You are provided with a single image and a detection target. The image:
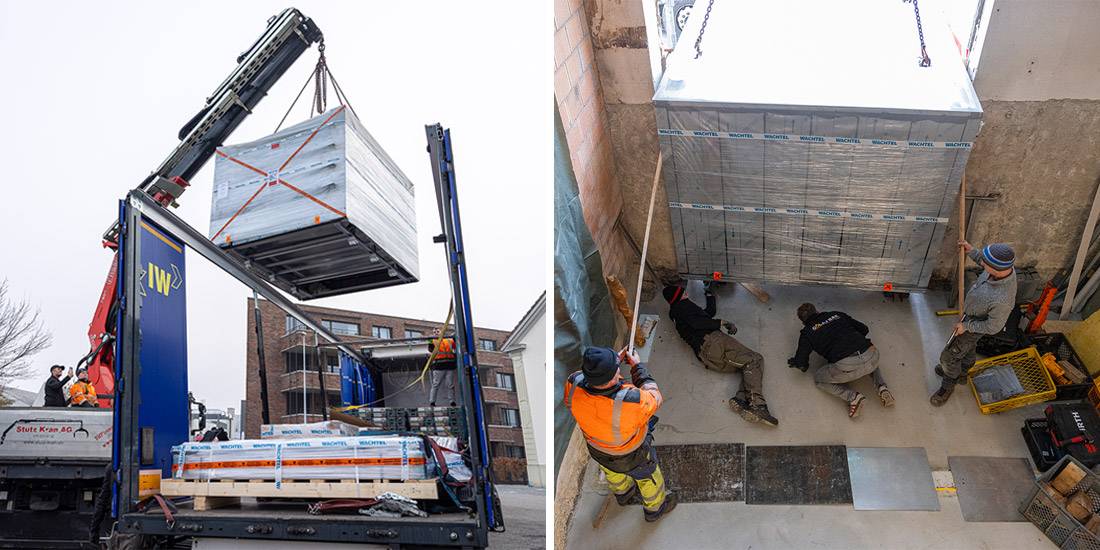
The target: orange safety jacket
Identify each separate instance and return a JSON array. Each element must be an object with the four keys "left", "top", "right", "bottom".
[
  {"left": 430, "top": 338, "right": 457, "bottom": 370},
  {"left": 70, "top": 381, "right": 99, "bottom": 407},
  {"left": 563, "top": 371, "right": 659, "bottom": 456}
]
